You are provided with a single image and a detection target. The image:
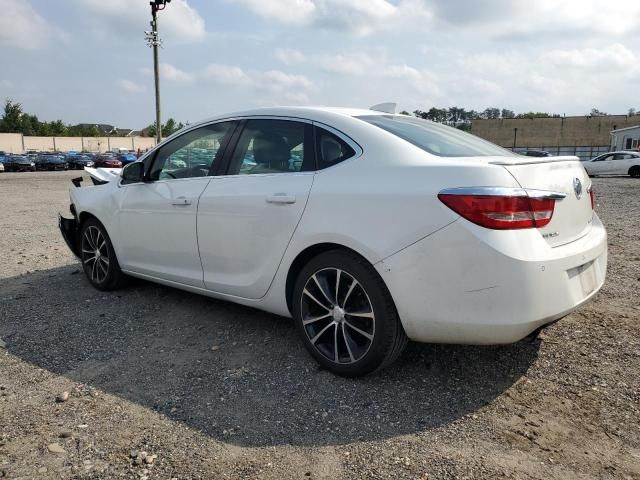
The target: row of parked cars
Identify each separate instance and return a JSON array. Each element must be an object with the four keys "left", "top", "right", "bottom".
[{"left": 0, "top": 150, "right": 139, "bottom": 172}]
